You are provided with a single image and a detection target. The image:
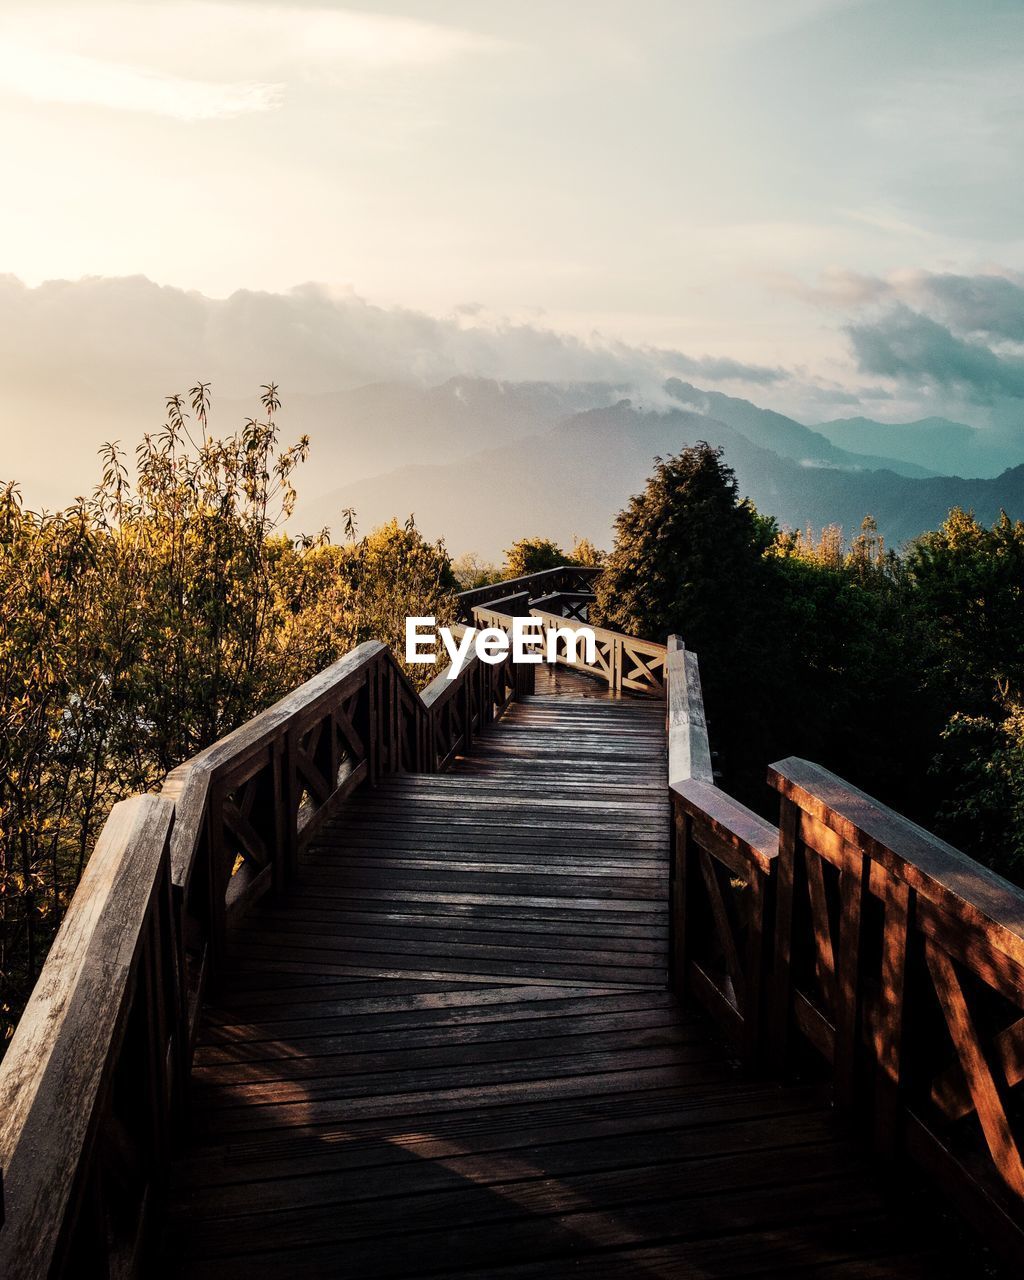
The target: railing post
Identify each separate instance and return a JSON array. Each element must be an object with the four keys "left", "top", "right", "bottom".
[
  {"left": 834, "top": 846, "right": 870, "bottom": 1110},
  {"left": 769, "top": 794, "right": 798, "bottom": 1074},
  {"left": 669, "top": 800, "right": 689, "bottom": 994},
  {"left": 283, "top": 726, "right": 300, "bottom": 878},
  {"left": 873, "top": 873, "right": 912, "bottom": 1156}
]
